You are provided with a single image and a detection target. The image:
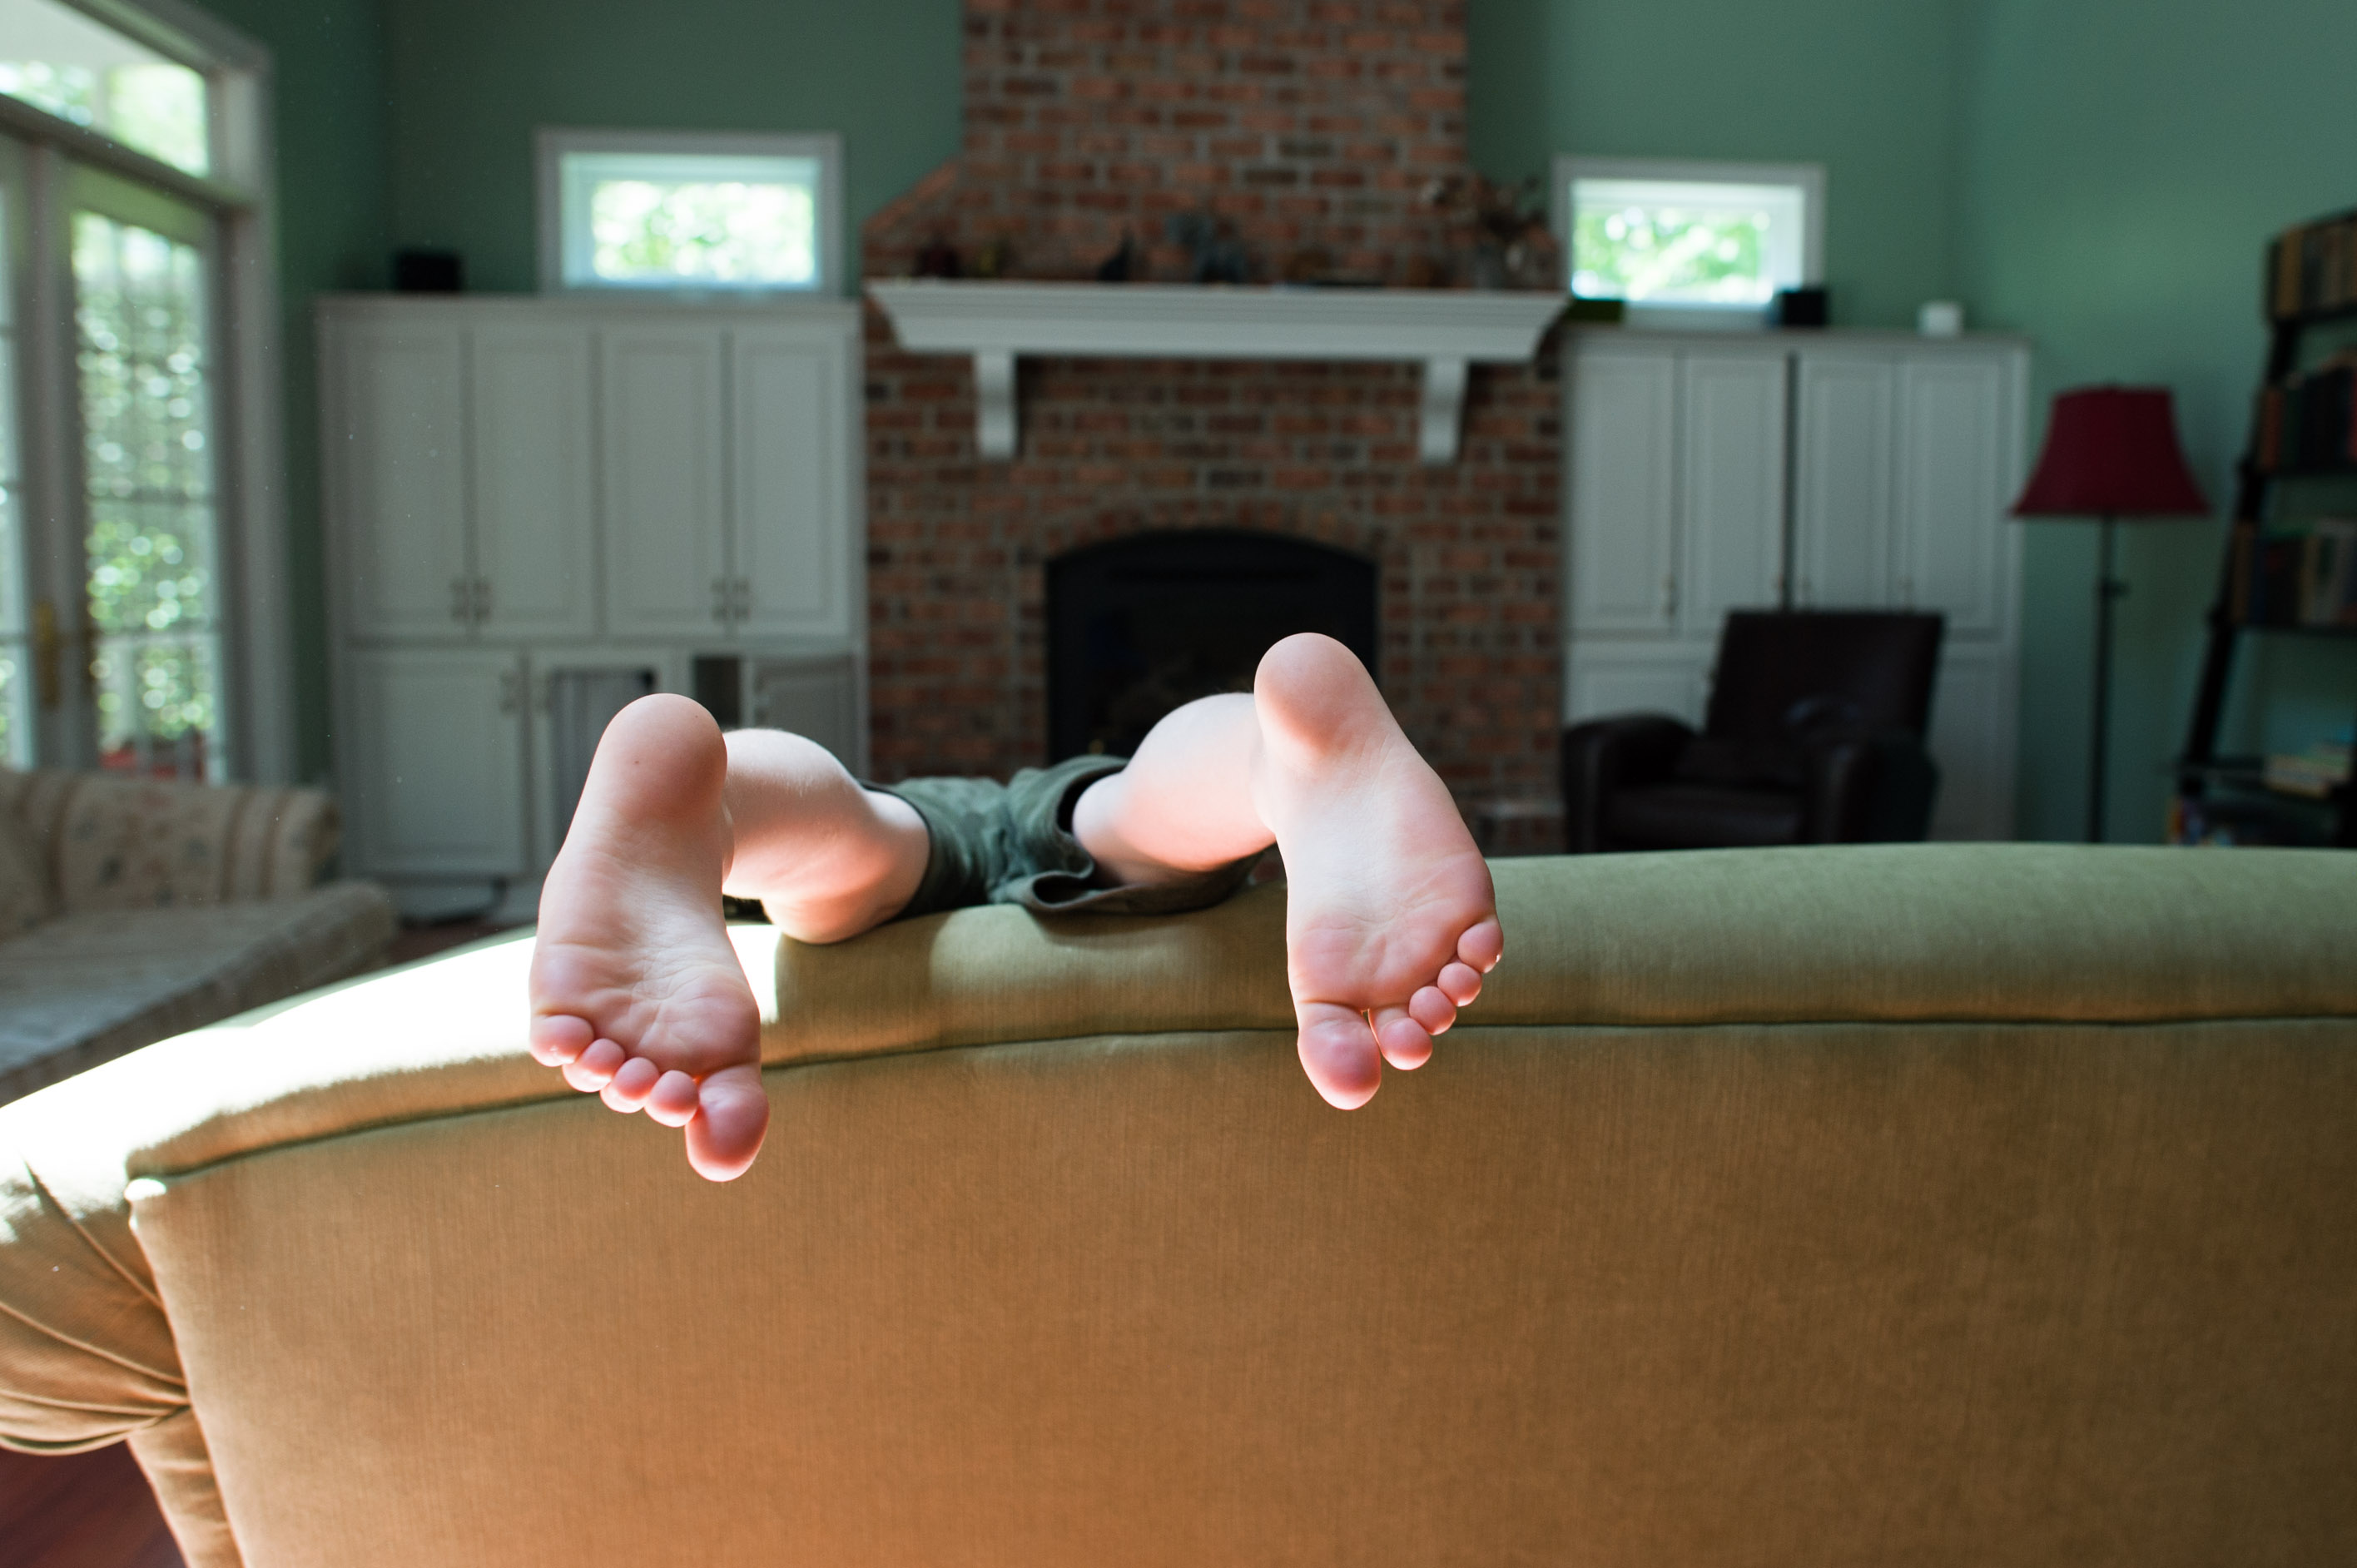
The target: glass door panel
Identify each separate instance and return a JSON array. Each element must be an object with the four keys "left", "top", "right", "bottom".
[
  {"left": 68, "top": 166, "right": 219, "bottom": 778},
  {"left": 0, "top": 137, "right": 26, "bottom": 766}
]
